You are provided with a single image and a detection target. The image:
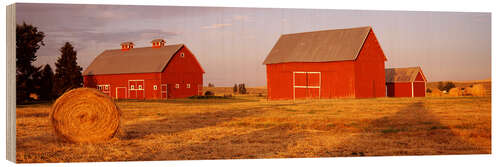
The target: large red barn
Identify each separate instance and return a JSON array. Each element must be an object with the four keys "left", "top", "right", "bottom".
[
  {"left": 385, "top": 67, "right": 427, "bottom": 97},
  {"left": 263, "top": 26, "right": 387, "bottom": 100},
  {"left": 83, "top": 39, "right": 204, "bottom": 99}
]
